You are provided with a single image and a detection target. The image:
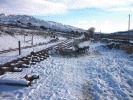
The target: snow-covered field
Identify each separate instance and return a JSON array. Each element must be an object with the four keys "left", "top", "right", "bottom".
[
  {"left": 0, "top": 38, "right": 68, "bottom": 65},
  {"left": 0, "top": 33, "right": 56, "bottom": 51},
  {"left": 0, "top": 41, "right": 133, "bottom": 100}
]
